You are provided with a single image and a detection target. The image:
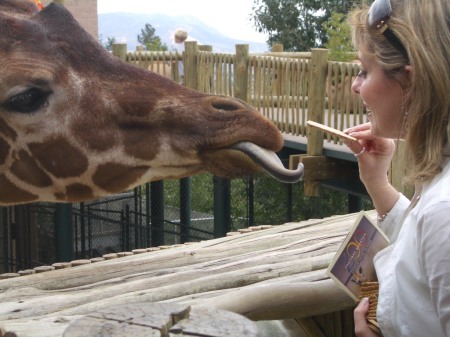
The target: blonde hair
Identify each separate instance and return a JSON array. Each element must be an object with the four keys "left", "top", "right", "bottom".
[
  {"left": 174, "top": 29, "right": 188, "bottom": 43},
  {"left": 349, "top": 0, "right": 450, "bottom": 183}
]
